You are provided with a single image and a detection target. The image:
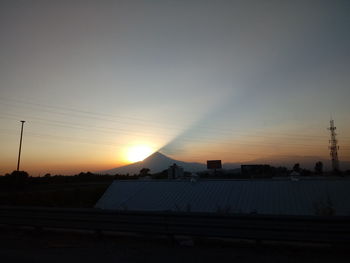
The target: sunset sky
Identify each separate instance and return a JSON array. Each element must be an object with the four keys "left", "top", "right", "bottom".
[{"left": 1, "top": 0, "right": 349, "bottom": 175}]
